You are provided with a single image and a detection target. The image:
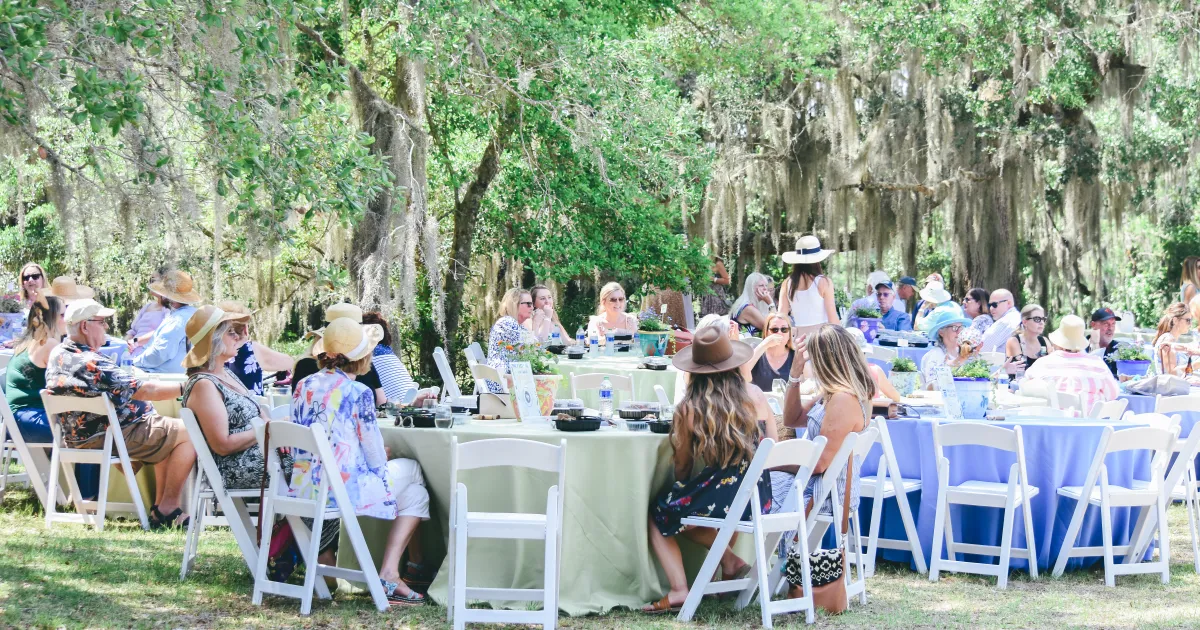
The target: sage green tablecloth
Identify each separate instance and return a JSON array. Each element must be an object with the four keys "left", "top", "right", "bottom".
[
  {"left": 336, "top": 421, "right": 747, "bottom": 616},
  {"left": 553, "top": 355, "right": 680, "bottom": 408}
]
